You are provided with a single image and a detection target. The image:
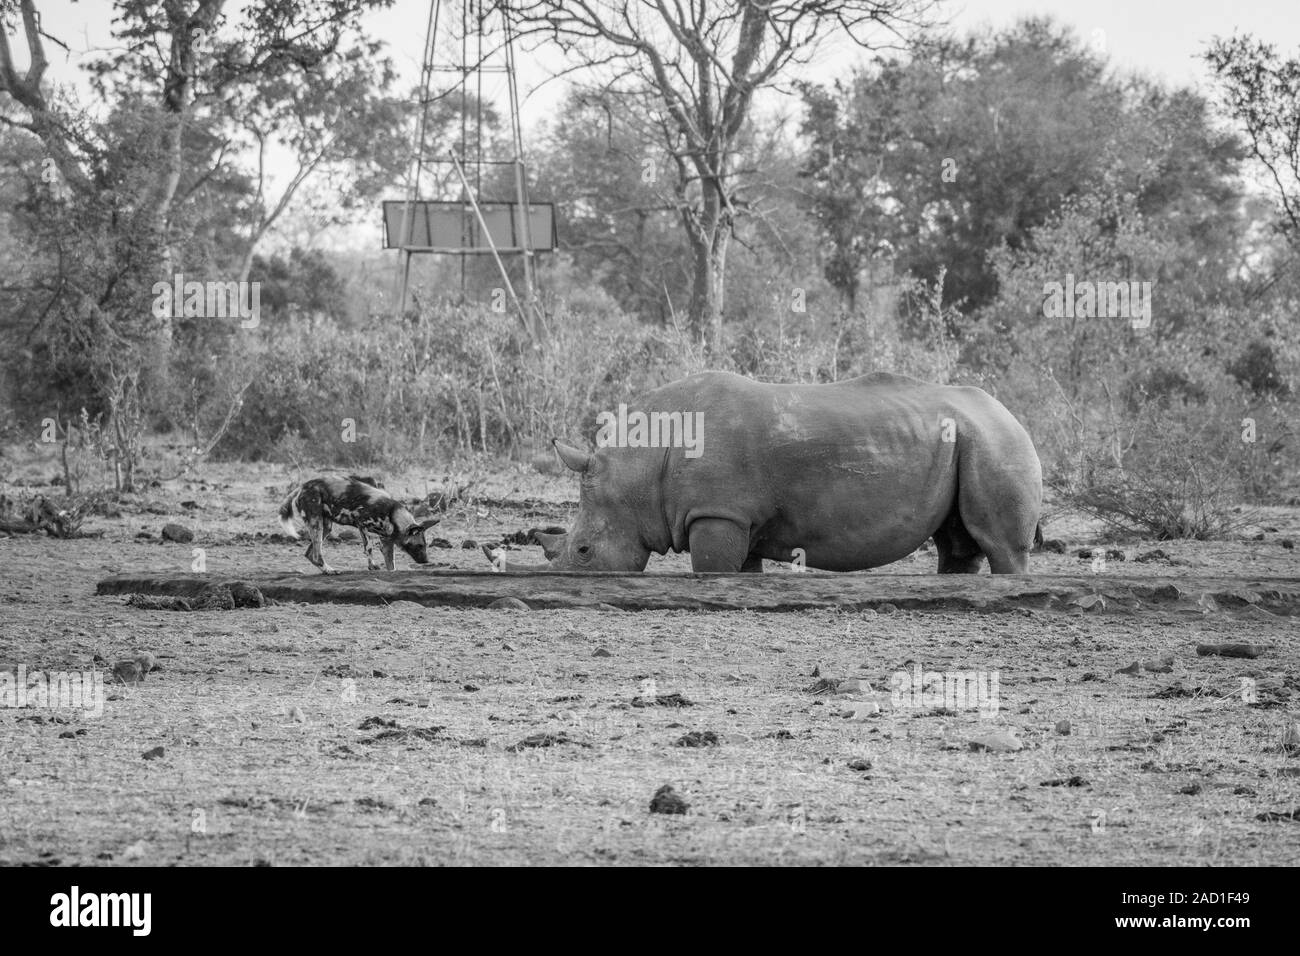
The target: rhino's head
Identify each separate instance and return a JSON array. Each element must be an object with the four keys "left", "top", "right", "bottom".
[{"left": 488, "top": 439, "right": 652, "bottom": 572}]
